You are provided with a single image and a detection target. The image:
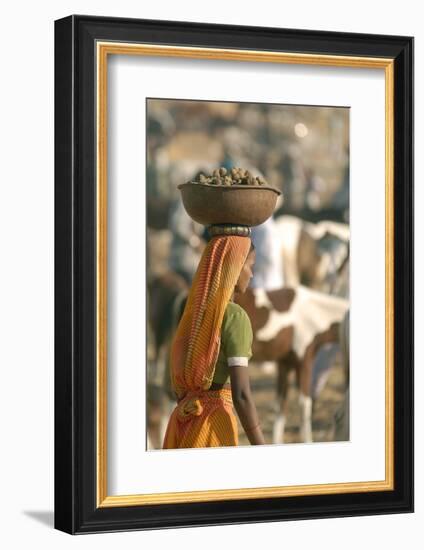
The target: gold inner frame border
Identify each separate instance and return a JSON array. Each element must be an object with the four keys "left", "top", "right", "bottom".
[{"left": 96, "top": 42, "right": 394, "bottom": 508}]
